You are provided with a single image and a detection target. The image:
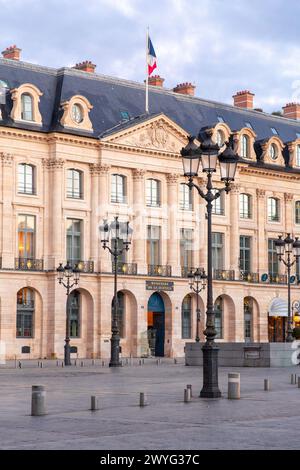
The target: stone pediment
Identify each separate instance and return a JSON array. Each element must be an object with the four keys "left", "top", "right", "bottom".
[{"left": 101, "top": 114, "right": 189, "bottom": 154}]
